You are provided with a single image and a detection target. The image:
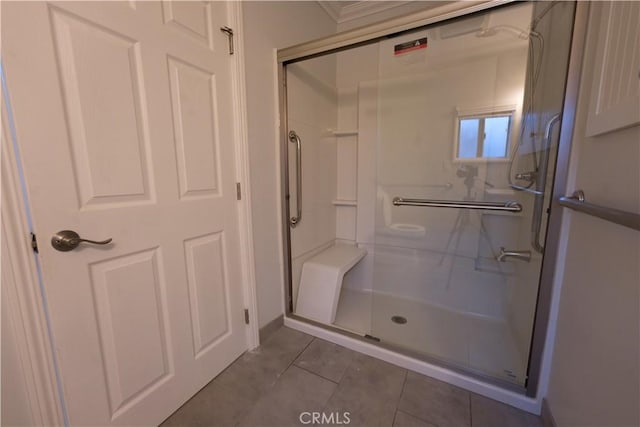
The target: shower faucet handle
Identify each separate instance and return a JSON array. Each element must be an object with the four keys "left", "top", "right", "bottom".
[
  {"left": 497, "top": 247, "right": 531, "bottom": 263},
  {"left": 515, "top": 171, "right": 537, "bottom": 182}
]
